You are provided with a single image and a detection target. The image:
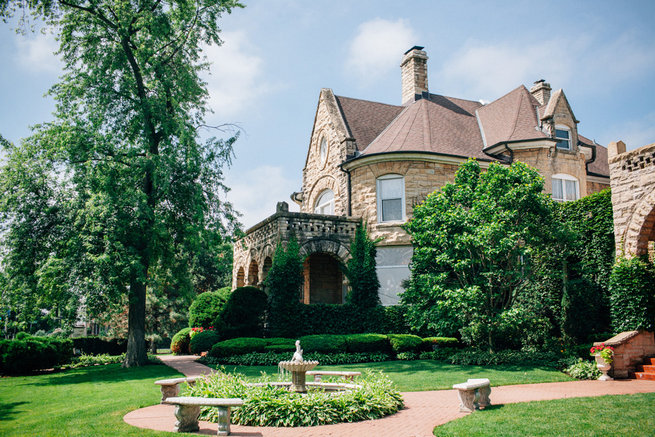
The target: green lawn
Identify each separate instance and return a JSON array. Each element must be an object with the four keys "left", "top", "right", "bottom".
[
  {"left": 217, "top": 360, "right": 574, "bottom": 391},
  {"left": 0, "top": 363, "right": 181, "bottom": 437},
  {"left": 433, "top": 392, "right": 655, "bottom": 436}
]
